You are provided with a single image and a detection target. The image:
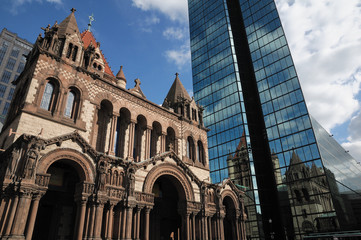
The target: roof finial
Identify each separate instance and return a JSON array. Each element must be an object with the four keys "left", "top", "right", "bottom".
[
  {"left": 70, "top": 8, "right": 76, "bottom": 13},
  {"left": 88, "top": 13, "right": 95, "bottom": 32},
  {"left": 175, "top": 72, "right": 179, "bottom": 78}
]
